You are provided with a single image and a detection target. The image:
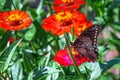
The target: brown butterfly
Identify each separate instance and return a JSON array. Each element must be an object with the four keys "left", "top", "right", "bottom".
[{"left": 71, "top": 25, "right": 101, "bottom": 62}]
